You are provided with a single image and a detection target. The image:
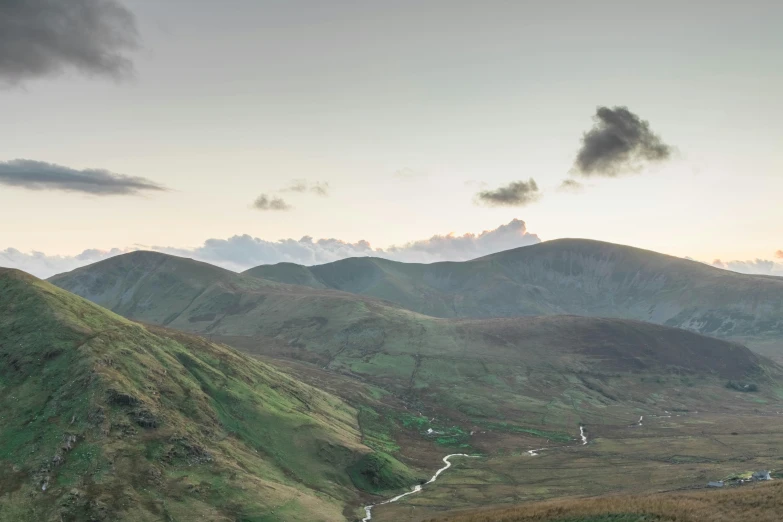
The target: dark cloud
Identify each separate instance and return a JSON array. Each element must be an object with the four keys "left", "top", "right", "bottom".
[
  {"left": 0, "top": 159, "right": 167, "bottom": 195},
  {"left": 282, "top": 179, "right": 330, "bottom": 196},
  {"left": 558, "top": 179, "right": 585, "bottom": 193},
  {"left": 253, "top": 194, "right": 292, "bottom": 211},
  {"left": 3, "top": 219, "right": 542, "bottom": 276},
  {"left": 0, "top": 0, "right": 139, "bottom": 85},
  {"left": 476, "top": 179, "right": 541, "bottom": 207},
  {"left": 573, "top": 106, "right": 672, "bottom": 177}
]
